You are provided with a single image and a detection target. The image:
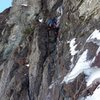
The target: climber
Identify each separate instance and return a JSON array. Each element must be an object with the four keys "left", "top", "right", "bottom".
[
  {"left": 47, "top": 17, "right": 57, "bottom": 28},
  {"left": 47, "top": 17, "right": 59, "bottom": 35}
]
